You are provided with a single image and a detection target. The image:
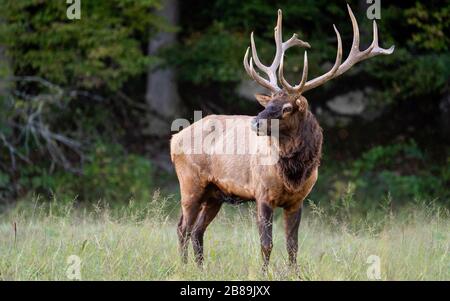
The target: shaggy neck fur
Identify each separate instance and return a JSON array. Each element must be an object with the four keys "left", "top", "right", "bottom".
[{"left": 277, "top": 110, "right": 323, "bottom": 192}]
